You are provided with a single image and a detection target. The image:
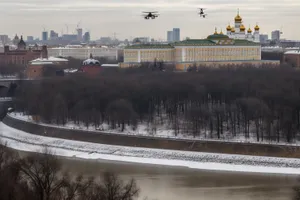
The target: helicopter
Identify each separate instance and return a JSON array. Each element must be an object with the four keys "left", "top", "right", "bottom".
[
  {"left": 142, "top": 11, "right": 159, "bottom": 19},
  {"left": 198, "top": 8, "right": 207, "bottom": 18}
]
